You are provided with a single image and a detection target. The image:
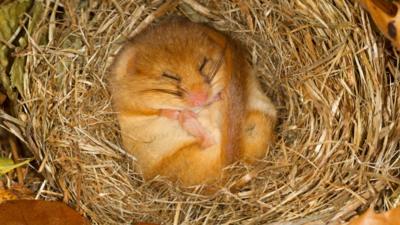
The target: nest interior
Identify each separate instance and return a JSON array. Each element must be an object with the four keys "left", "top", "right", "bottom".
[{"left": 7, "top": 0, "right": 400, "bottom": 224}]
